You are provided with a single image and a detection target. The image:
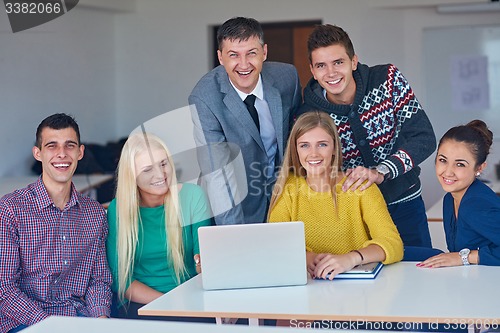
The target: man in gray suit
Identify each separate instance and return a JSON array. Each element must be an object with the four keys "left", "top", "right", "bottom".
[{"left": 189, "top": 17, "right": 302, "bottom": 225}]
